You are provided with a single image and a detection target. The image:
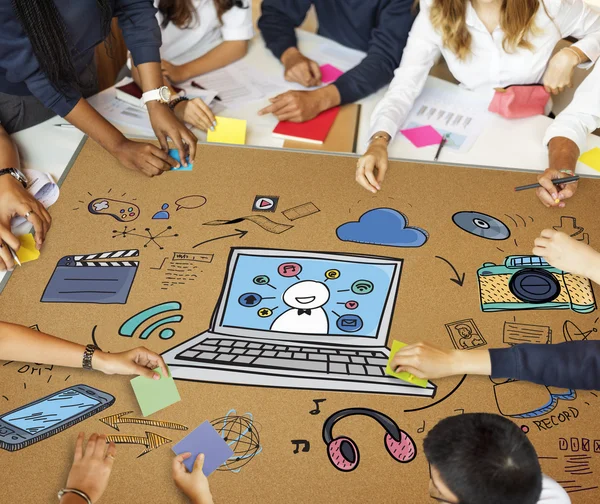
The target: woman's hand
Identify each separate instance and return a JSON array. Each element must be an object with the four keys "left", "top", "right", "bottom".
[
  {"left": 173, "top": 453, "right": 214, "bottom": 504},
  {"left": 355, "top": 136, "right": 390, "bottom": 193},
  {"left": 111, "top": 139, "right": 178, "bottom": 177},
  {"left": 536, "top": 168, "right": 578, "bottom": 208},
  {"left": 93, "top": 347, "right": 169, "bottom": 380},
  {"left": 162, "top": 60, "right": 190, "bottom": 84},
  {"left": 62, "top": 433, "right": 116, "bottom": 503},
  {"left": 543, "top": 48, "right": 580, "bottom": 95},
  {"left": 174, "top": 99, "right": 216, "bottom": 132},
  {"left": 147, "top": 102, "right": 197, "bottom": 167}
]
